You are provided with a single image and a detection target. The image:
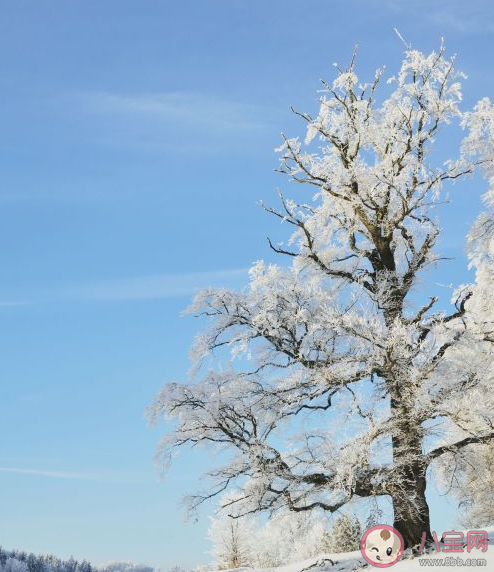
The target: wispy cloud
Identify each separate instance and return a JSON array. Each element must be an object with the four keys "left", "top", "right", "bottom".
[
  {"left": 0, "top": 467, "right": 103, "bottom": 481},
  {"left": 57, "top": 90, "right": 278, "bottom": 156},
  {"left": 387, "top": 0, "right": 494, "bottom": 35},
  {"left": 0, "top": 466, "right": 148, "bottom": 484},
  {"left": 64, "top": 268, "right": 248, "bottom": 302},
  {"left": 0, "top": 268, "right": 249, "bottom": 306},
  {"left": 76, "top": 90, "right": 272, "bottom": 134},
  {"left": 427, "top": 9, "right": 494, "bottom": 35}
]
